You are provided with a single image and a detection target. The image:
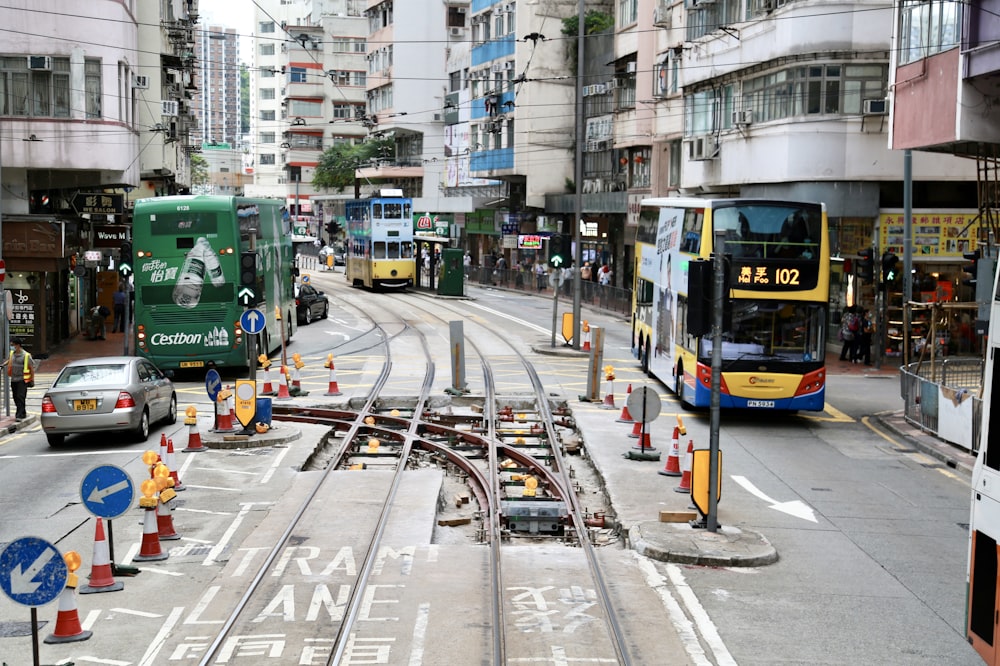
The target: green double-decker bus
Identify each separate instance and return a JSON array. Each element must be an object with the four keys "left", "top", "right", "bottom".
[{"left": 131, "top": 195, "right": 296, "bottom": 370}]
